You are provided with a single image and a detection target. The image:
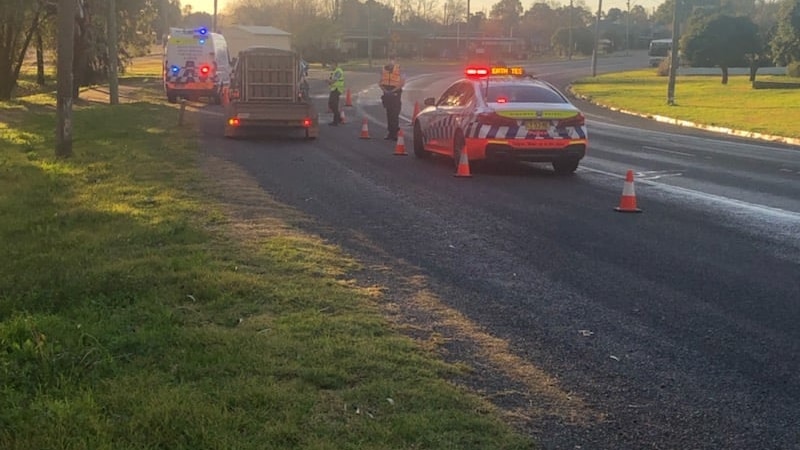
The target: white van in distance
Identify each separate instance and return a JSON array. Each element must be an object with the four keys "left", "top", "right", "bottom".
[{"left": 163, "top": 27, "right": 231, "bottom": 104}]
